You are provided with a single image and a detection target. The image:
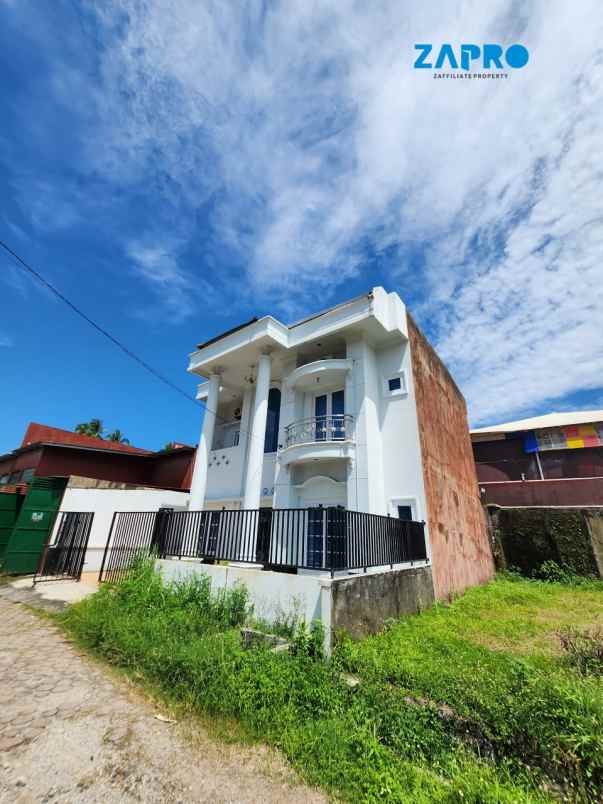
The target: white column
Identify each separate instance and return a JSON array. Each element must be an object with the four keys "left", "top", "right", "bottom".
[
  {"left": 189, "top": 372, "right": 220, "bottom": 510},
  {"left": 243, "top": 353, "right": 271, "bottom": 510}
]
